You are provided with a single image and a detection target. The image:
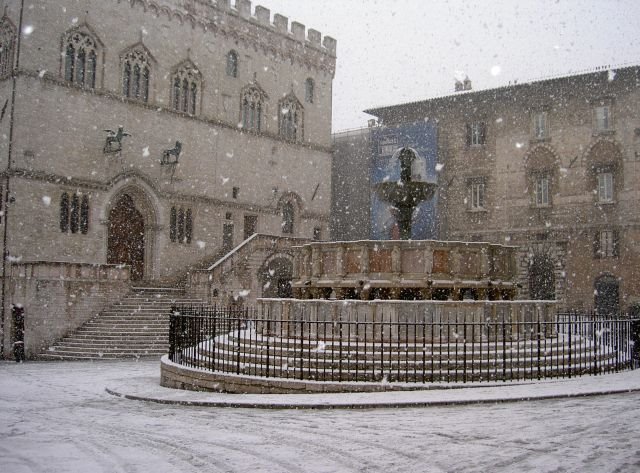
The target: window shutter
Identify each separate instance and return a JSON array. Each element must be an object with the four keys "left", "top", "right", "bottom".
[
  {"left": 593, "top": 231, "right": 601, "bottom": 259},
  {"left": 480, "top": 122, "right": 487, "bottom": 145},
  {"left": 185, "top": 209, "right": 193, "bottom": 244},
  {"left": 613, "top": 230, "right": 620, "bottom": 257},
  {"left": 465, "top": 123, "right": 471, "bottom": 147}
]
